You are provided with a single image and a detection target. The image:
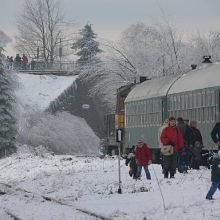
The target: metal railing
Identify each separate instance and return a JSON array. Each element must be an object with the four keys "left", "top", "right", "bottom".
[{"left": 15, "top": 60, "right": 94, "bottom": 71}]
